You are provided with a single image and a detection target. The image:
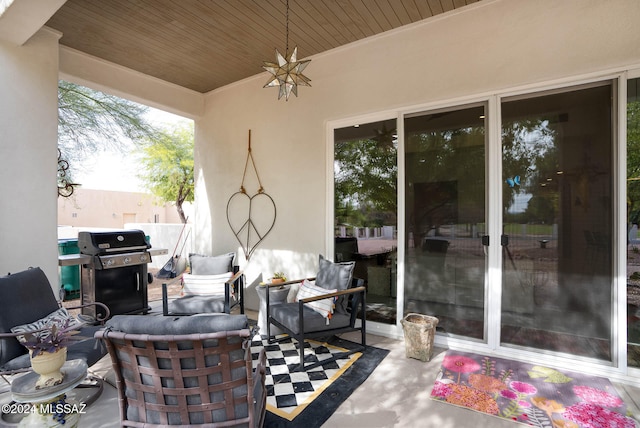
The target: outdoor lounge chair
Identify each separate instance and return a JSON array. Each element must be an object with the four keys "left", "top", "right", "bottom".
[
  {"left": 0, "top": 267, "right": 110, "bottom": 406},
  {"left": 162, "top": 252, "right": 245, "bottom": 316},
  {"left": 95, "top": 314, "right": 266, "bottom": 427},
  {"left": 266, "top": 255, "right": 367, "bottom": 371}
]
